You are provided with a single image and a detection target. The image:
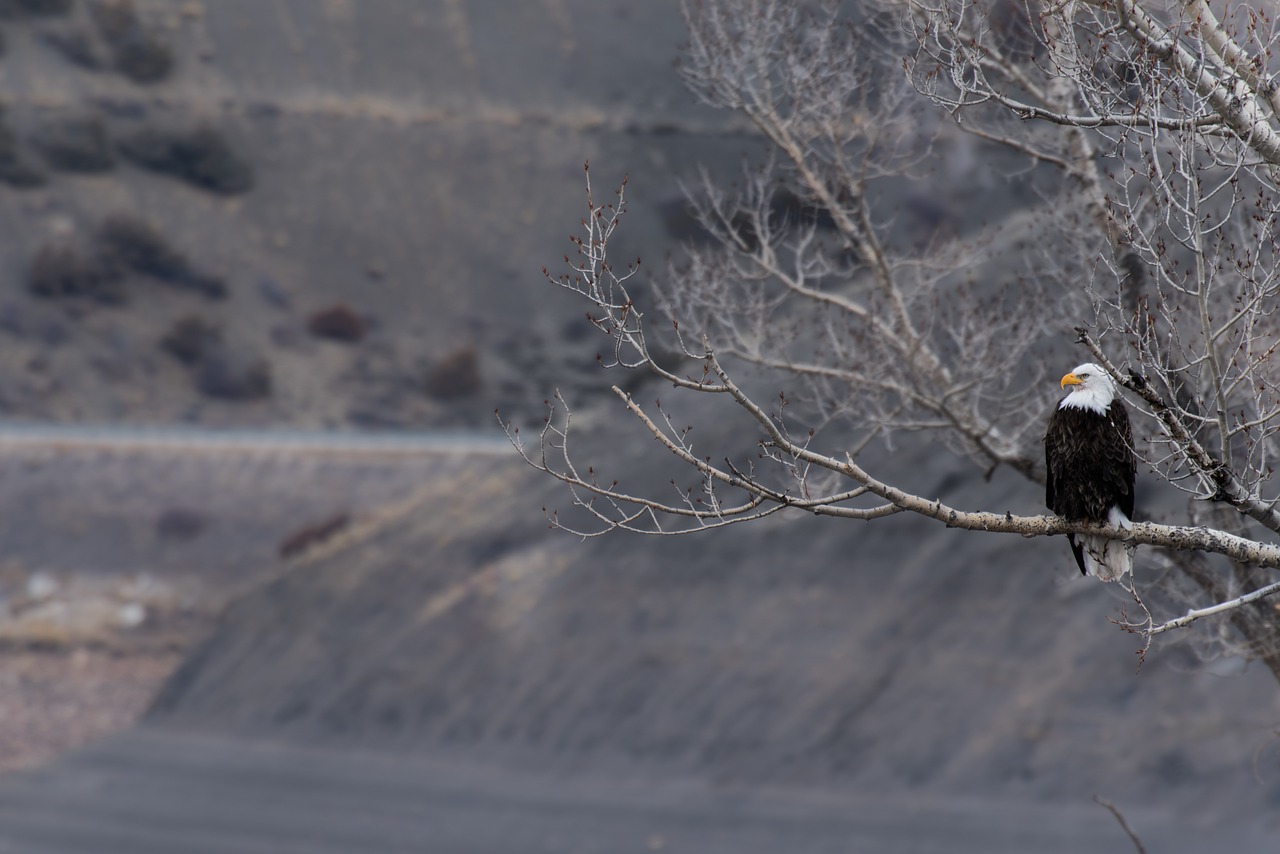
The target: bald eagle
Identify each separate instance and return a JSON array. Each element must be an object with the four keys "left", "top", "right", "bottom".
[{"left": 1044, "top": 363, "right": 1136, "bottom": 581}]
